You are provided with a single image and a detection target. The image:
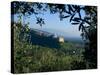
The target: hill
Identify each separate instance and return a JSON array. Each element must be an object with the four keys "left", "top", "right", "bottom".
[{"left": 13, "top": 24, "right": 86, "bottom": 73}]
